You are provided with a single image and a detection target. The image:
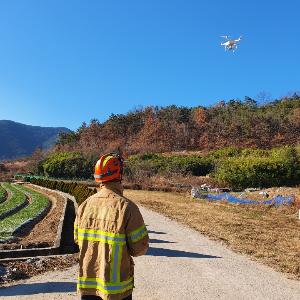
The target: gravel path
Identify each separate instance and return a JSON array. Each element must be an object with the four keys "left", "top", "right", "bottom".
[{"left": 0, "top": 206, "right": 299, "bottom": 300}]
